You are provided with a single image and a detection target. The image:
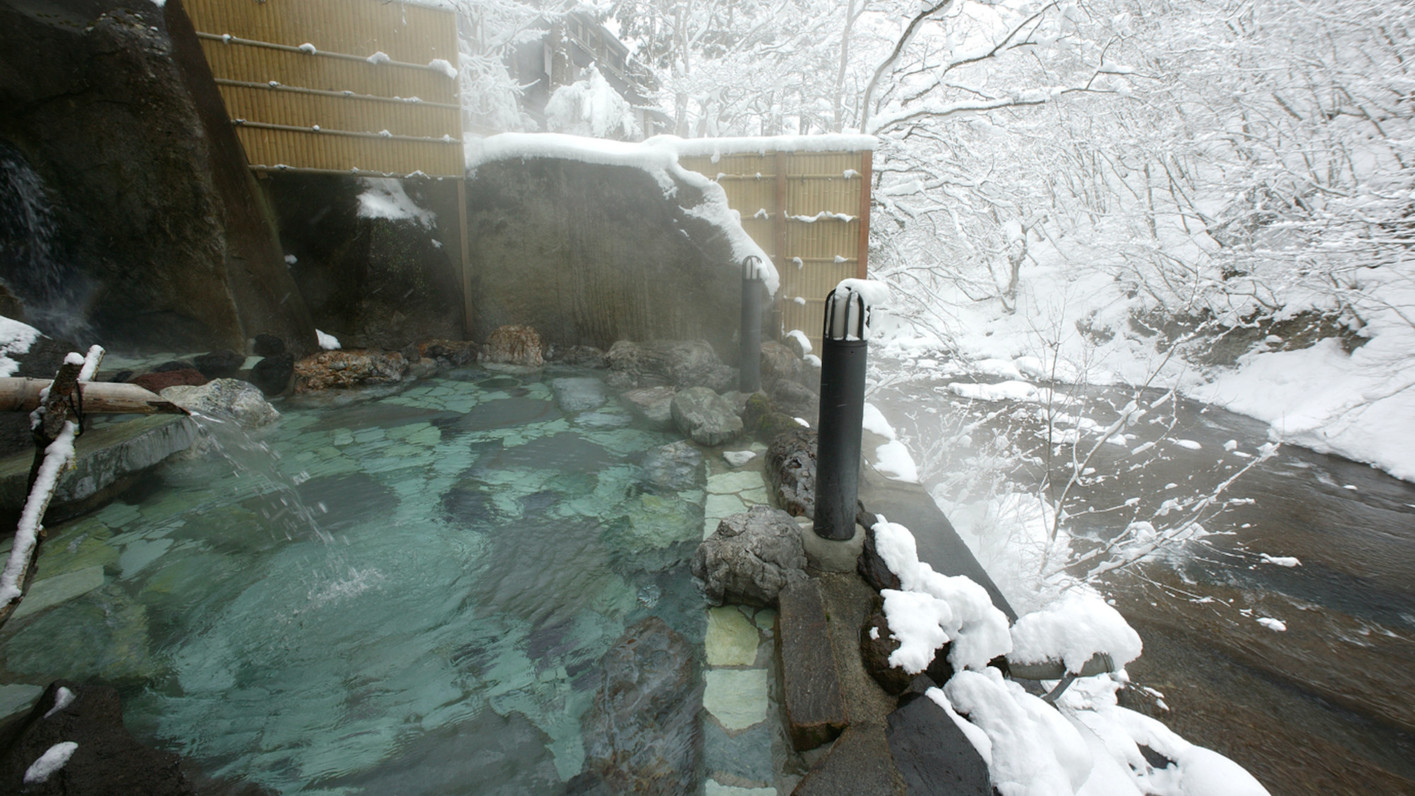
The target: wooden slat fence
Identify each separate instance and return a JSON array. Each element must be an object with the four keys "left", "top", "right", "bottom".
[
  {"left": 678, "top": 147, "right": 873, "bottom": 352},
  {"left": 183, "top": 0, "right": 463, "bottom": 177}
]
